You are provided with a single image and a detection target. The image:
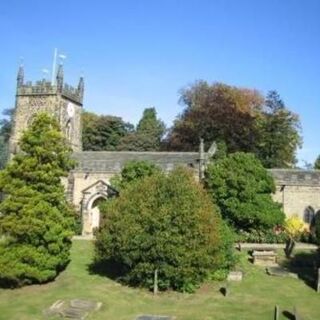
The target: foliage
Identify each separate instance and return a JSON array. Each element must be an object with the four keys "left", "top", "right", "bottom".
[
  {"left": 95, "top": 167, "right": 234, "bottom": 292},
  {"left": 82, "top": 111, "right": 134, "bottom": 151},
  {"left": 118, "top": 107, "right": 166, "bottom": 151},
  {"left": 110, "top": 160, "right": 161, "bottom": 191},
  {"left": 284, "top": 215, "right": 305, "bottom": 240},
  {"left": 205, "top": 152, "right": 285, "bottom": 232},
  {"left": 314, "top": 155, "right": 320, "bottom": 170},
  {"left": 235, "top": 228, "right": 289, "bottom": 244},
  {"left": 0, "top": 113, "right": 76, "bottom": 287},
  {"left": 255, "top": 91, "right": 302, "bottom": 168},
  {"left": 166, "top": 82, "right": 302, "bottom": 168},
  {"left": 166, "top": 81, "right": 263, "bottom": 152}
]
